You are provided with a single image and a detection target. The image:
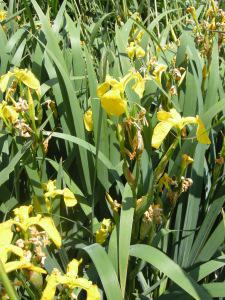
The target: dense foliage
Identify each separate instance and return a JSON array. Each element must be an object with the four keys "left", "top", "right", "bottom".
[{"left": 0, "top": 0, "right": 225, "bottom": 299}]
